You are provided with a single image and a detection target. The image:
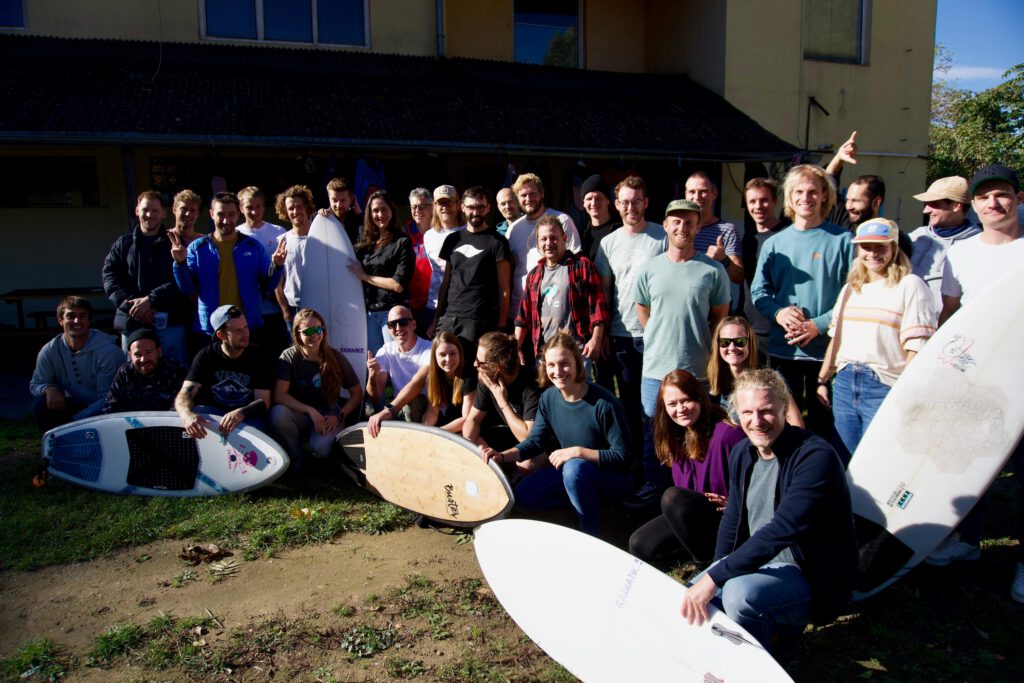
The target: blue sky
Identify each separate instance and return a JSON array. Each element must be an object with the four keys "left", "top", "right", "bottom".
[{"left": 935, "top": 0, "right": 1024, "bottom": 91}]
